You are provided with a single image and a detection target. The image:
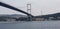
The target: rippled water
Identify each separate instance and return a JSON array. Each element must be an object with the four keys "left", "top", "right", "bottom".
[{"left": 0, "top": 21, "right": 60, "bottom": 29}]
